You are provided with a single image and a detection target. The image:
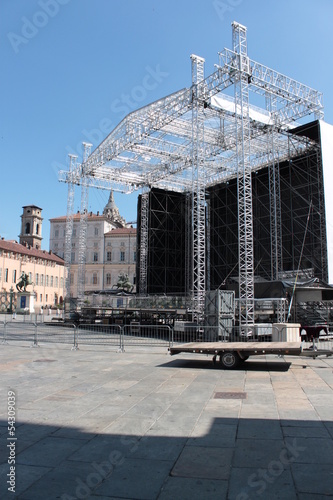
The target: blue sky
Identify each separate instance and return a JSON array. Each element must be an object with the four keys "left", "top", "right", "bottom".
[{"left": 1, "top": 0, "right": 333, "bottom": 249}]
